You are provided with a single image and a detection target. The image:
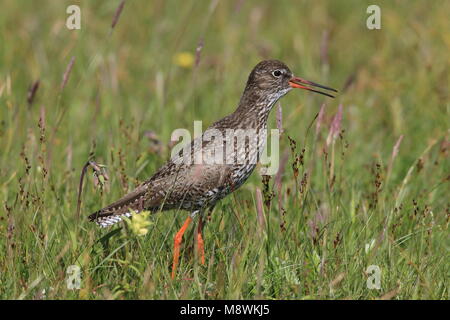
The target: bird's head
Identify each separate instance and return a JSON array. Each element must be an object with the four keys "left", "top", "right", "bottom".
[{"left": 243, "top": 59, "right": 337, "bottom": 104}]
